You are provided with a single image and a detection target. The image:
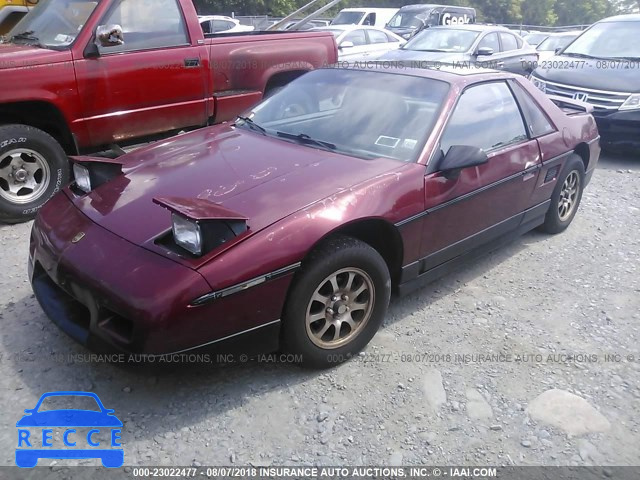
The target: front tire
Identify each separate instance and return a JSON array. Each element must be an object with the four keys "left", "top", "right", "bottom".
[
  {"left": 0, "top": 124, "right": 70, "bottom": 224},
  {"left": 282, "top": 236, "right": 391, "bottom": 368},
  {"left": 538, "top": 154, "right": 585, "bottom": 234}
]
